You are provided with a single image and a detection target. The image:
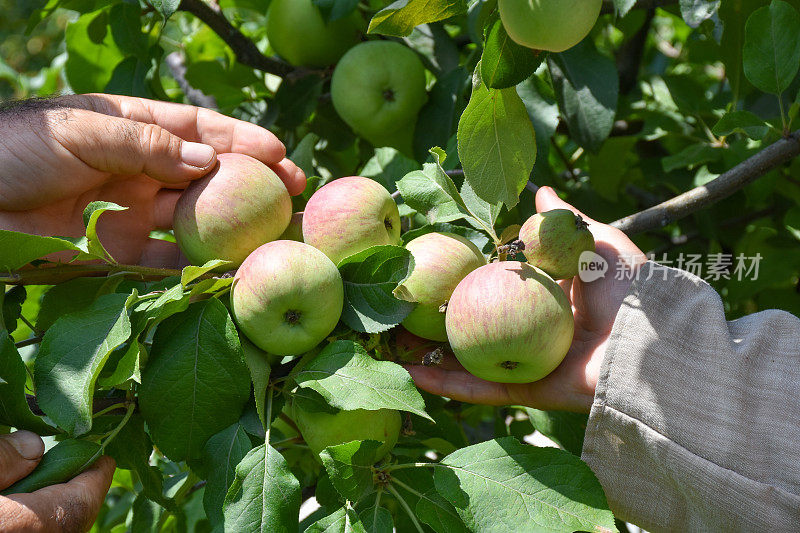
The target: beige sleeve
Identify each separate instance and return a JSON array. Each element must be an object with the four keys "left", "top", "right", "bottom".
[{"left": 581, "top": 261, "right": 800, "bottom": 532}]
